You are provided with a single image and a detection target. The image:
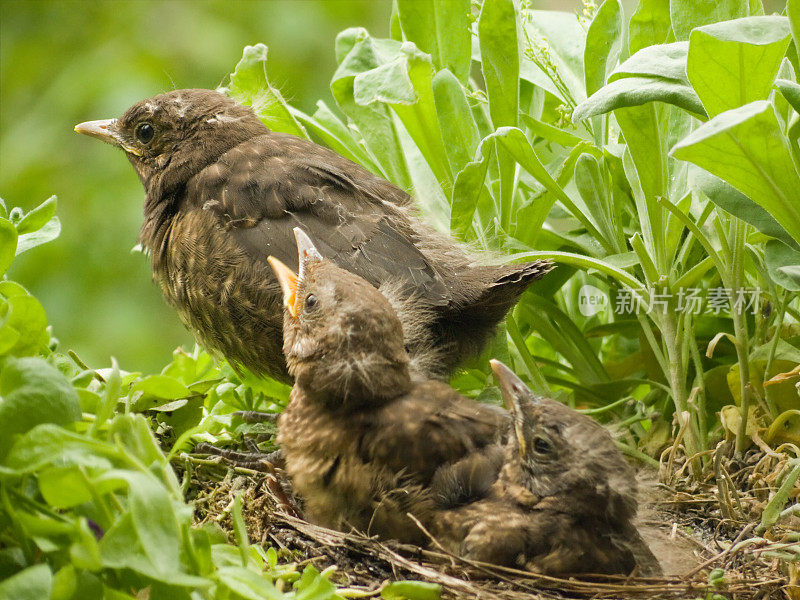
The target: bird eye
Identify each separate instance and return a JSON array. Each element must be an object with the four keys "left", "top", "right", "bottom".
[
  {"left": 532, "top": 436, "right": 552, "bottom": 454},
  {"left": 304, "top": 294, "right": 317, "bottom": 312},
  {"left": 135, "top": 122, "right": 155, "bottom": 144}
]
